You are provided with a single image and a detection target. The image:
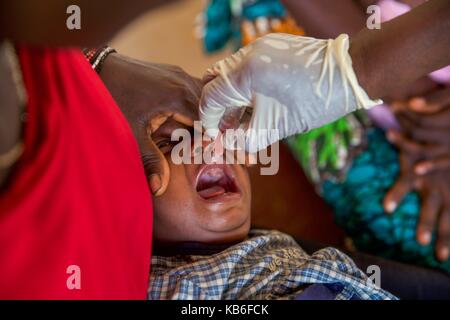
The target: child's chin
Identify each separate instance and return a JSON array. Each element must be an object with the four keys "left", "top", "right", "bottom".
[
  {"left": 202, "top": 230, "right": 249, "bottom": 245},
  {"left": 199, "top": 209, "right": 251, "bottom": 241}
]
